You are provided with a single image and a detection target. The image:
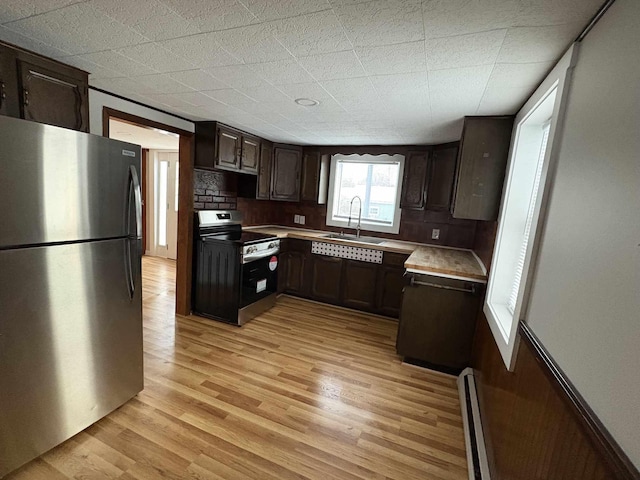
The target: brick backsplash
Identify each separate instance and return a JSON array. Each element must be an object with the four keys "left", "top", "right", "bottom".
[{"left": 193, "top": 169, "right": 237, "bottom": 211}]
